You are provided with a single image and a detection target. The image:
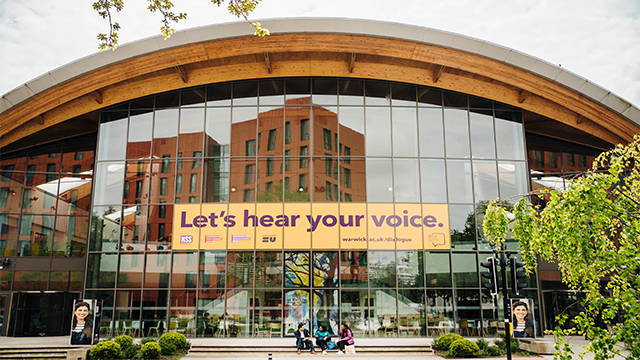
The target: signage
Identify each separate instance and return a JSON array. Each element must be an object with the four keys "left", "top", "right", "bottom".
[{"left": 172, "top": 203, "right": 450, "bottom": 250}]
